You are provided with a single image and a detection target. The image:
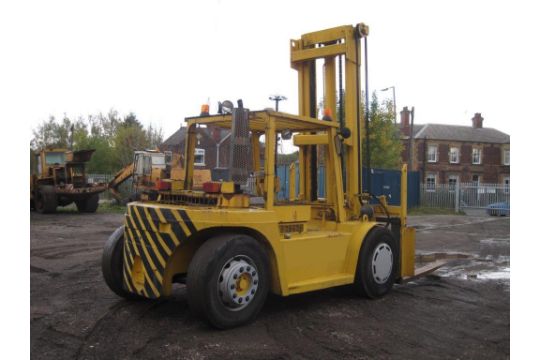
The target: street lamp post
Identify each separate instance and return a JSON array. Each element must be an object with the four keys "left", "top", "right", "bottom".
[
  {"left": 269, "top": 95, "right": 287, "bottom": 111},
  {"left": 381, "top": 86, "right": 396, "bottom": 124}
]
